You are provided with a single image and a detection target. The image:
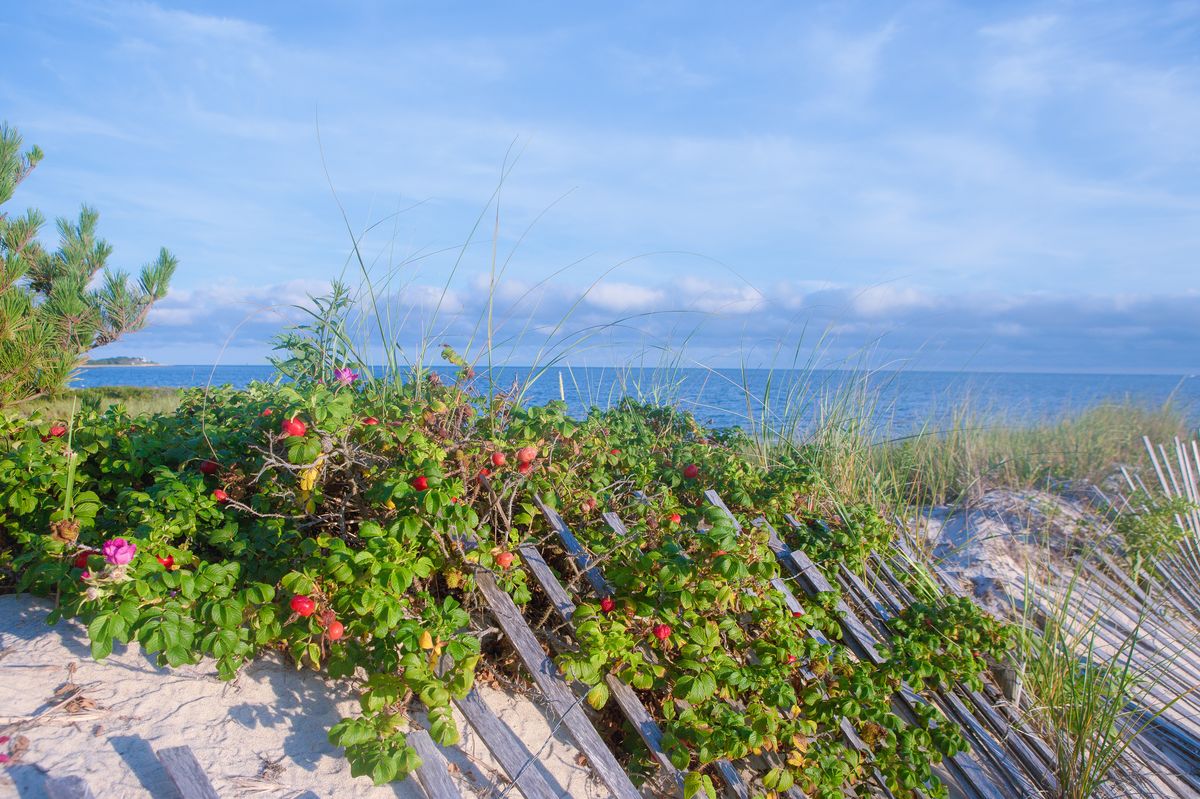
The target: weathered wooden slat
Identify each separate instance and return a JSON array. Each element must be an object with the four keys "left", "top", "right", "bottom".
[
  {"left": 469, "top": 543, "right": 642, "bottom": 799},
  {"left": 156, "top": 745, "right": 220, "bottom": 799},
  {"left": 408, "top": 729, "right": 463, "bottom": 799},
  {"left": 540, "top": 498, "right": 752, "bottom": 799},
  {"left": 759, "top": 509, "right": 883, "bottom": 666},
  {"left": 516, "top": 537, "right": 687, "bottom": 795},
  {"left": 452, "top": 688, "right": 564, "bottom": 799},
  {"left": 536, "top": 501, "right": 609, "bottom": 595},
  {"left": 44, "top": 776, "right": 96, "bottom": 799}
]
